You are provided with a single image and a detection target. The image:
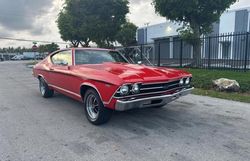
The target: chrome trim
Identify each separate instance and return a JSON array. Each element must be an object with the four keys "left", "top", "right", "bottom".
[
  {"left": 105, "top": 86, "right": 123, "bottom": 105},
  {"left": 140, "top": 86, "right": 164, "bottom": 91},
  {"left": 49, "top": 49, "right": 72, "bottom": 65},
  {"left": 49, "top": 84, "right": 81, "bottom": 98},
  {"left": 140, "top": 82, "right": 180, "bottom": 91},
  {"left": 38, "top": 74, "right": 48, "bottom": 84},
  {"left": 114, "top": 86, "right": 187, "bottom": 99},
  {"left": 115, "top": 88, "right": 194, "bottom": 111},
  {"left": 141, "top": 79, "right": 180, "bottom": 85},
  {"left": 141, "top": 77, "right": 190, "bottom": 85},
  {"left": 80, "top": 83, "right": 109, "bottom": 105}
]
